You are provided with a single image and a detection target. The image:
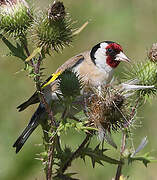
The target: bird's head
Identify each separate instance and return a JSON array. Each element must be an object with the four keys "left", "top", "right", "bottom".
[{"left": 90, "top": 41, "right": 130, "bottom": 70}]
